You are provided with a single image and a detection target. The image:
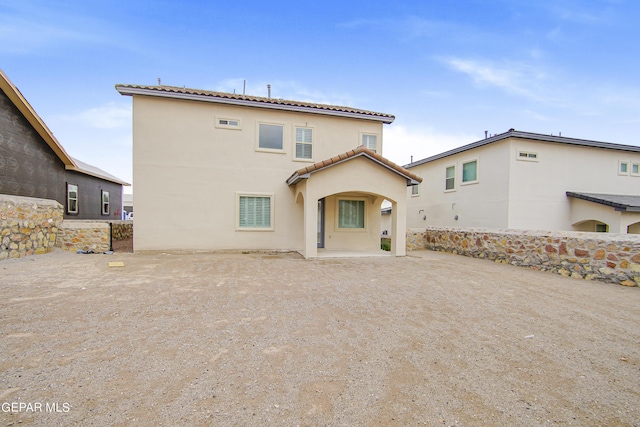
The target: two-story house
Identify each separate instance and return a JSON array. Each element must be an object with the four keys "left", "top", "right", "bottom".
[
  {"left": 1, "top": 69, "right": 129, "bottom": 219},
  {"left": 116, "top": 84, "right": 421, "bottom": 258},
  {"left": 405, "top": 129, "right": 640, "bottom": 234}
]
